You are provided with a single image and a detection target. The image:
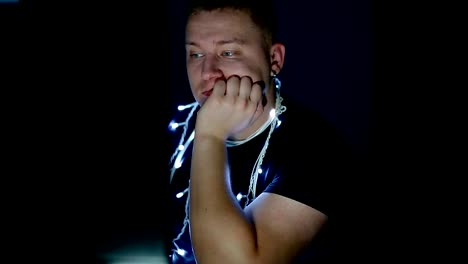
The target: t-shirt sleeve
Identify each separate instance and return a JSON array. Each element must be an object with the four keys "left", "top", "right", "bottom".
[
  {"left": 262, "top": 105, "right": 351, "bottom": 217},
  {"left": 263, "top": 153, "right": 336, "bottom": 217}
]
